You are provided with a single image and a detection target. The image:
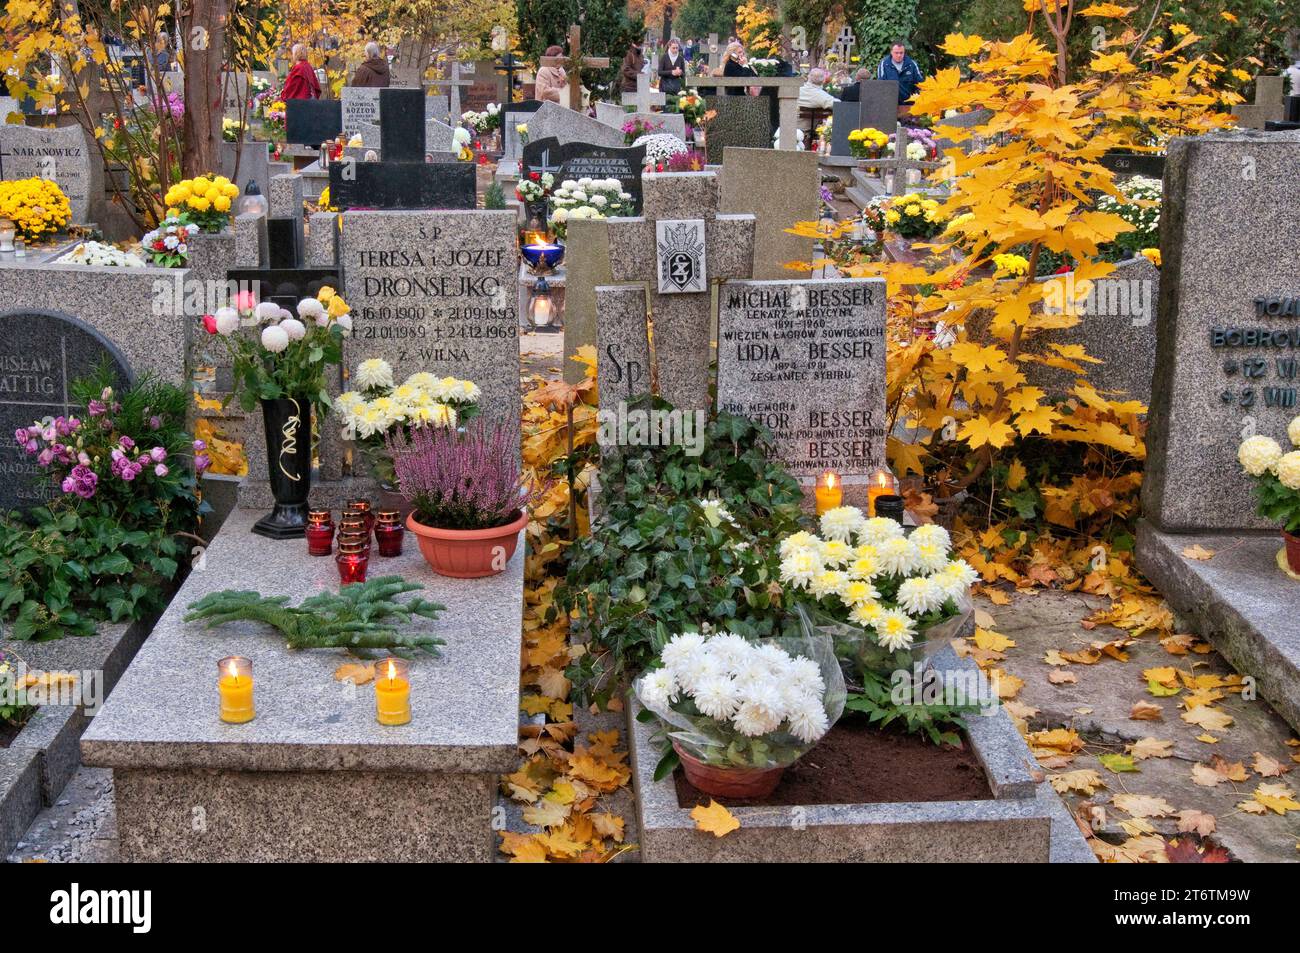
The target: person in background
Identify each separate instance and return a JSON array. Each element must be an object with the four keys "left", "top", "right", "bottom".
[
  {"left": 876, "top": 40, "right": 923, "bottom": 104},
  {"left": 717, "top": 40, "right": 757, "bottom": 96},
  {"left": 621, "top": 39, "right": 645, "bottom": 94},
  {"left": 152, "top": 32, "right": 172, "bottom": 72},
  {"left": 838, "top": 67, "right": 870, "bottom": 102},
  {"left": 535, "top": 45, "right": 567, "bottom": 104},
  {"left": 659, "top": 37, "right": 687, "bottom": 96},
  {"left": 799, "top": 67, "right": 837, "bottom": 109},
  {"left": 281, "top": 43, "right": 321, "bottom": 100},
  {"left": 350, "top": 41, "right": 390, "bottom": 87}
]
